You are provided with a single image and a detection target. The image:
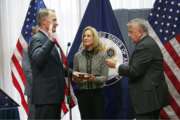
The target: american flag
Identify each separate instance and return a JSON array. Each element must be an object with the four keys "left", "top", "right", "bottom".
[
  {"left": 148, "top": 0, "right": 180, "bottom": 119},
  {"left": 10, "top": 0, "right": 76, "bottom": 119}
]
